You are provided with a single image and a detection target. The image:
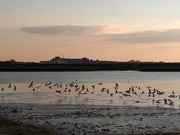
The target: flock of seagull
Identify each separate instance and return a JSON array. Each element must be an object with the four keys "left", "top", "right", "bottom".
[{"left": 1, "top": 81, "right": 180, "bottom": 107}]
